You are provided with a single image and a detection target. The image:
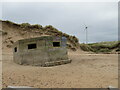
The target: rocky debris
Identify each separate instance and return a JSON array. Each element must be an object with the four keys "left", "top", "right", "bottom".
[
  {"left": 3, "top": 37, "right": 14, "bottom": 48},
  {"left": 43, "top": 59, "right": 72, "bottom": 67}
]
